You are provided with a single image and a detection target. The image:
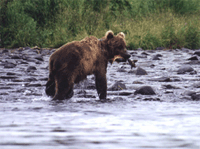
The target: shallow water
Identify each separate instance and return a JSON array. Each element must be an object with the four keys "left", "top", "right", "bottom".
[{"left": 1, "top": 48, "right": 200, "bottom": 148}]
